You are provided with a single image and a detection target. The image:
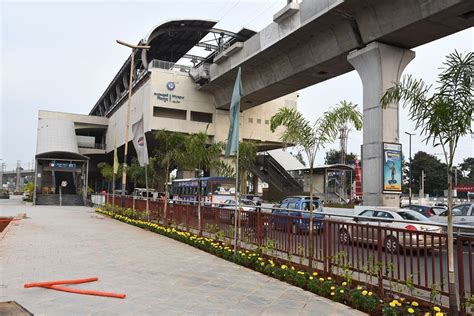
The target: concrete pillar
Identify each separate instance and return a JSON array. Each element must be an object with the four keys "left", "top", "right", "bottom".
[{"left": 348, "top": 42, "right": 415, "bottom": 207}]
